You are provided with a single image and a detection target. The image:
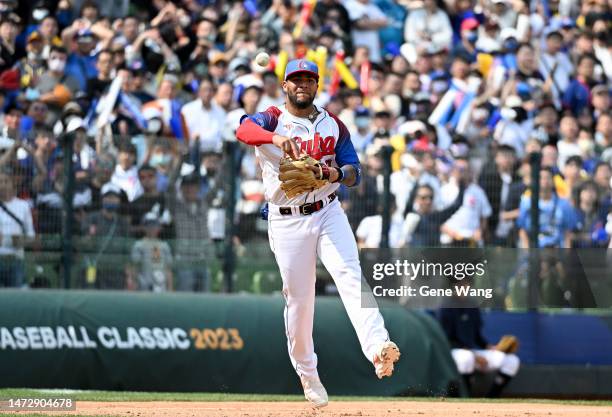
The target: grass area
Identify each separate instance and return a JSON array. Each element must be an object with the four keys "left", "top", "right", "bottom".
[{"left": 1, "top": 389, "right": 611, "bottom": 406}]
